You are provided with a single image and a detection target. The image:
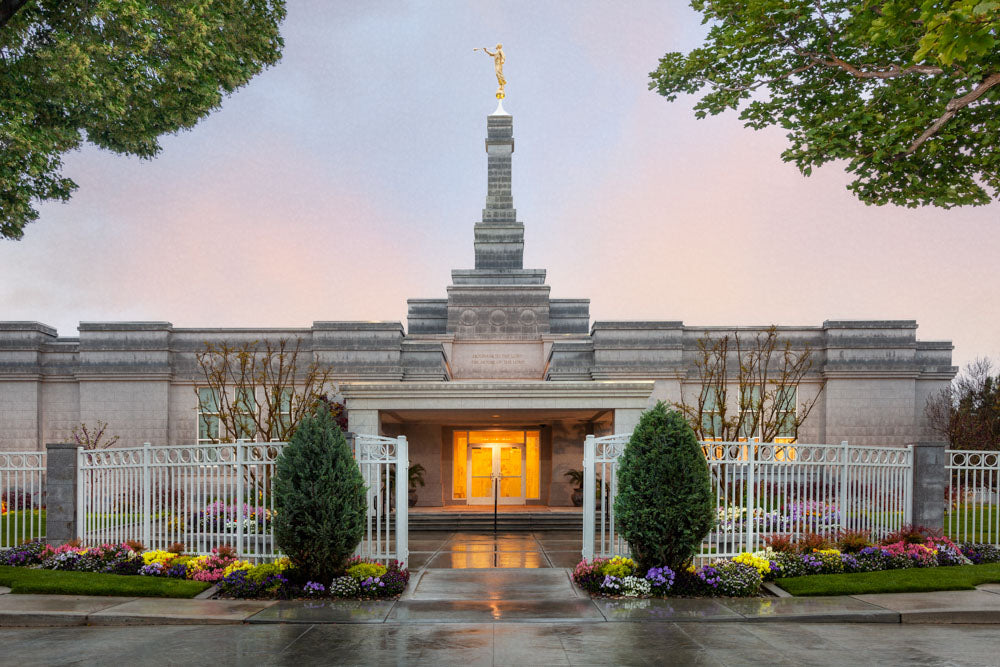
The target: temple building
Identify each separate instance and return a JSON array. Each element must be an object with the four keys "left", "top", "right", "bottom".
[{"left": 0, "top": 102, "right": 957, "bottom": 508}]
